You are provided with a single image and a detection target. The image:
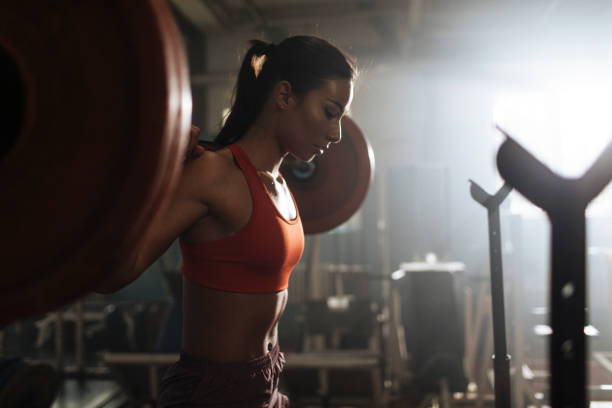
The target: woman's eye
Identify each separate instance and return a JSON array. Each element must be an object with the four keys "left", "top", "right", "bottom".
[{"left": 324, "top": 109, "right": 337, "bottom": 119}]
